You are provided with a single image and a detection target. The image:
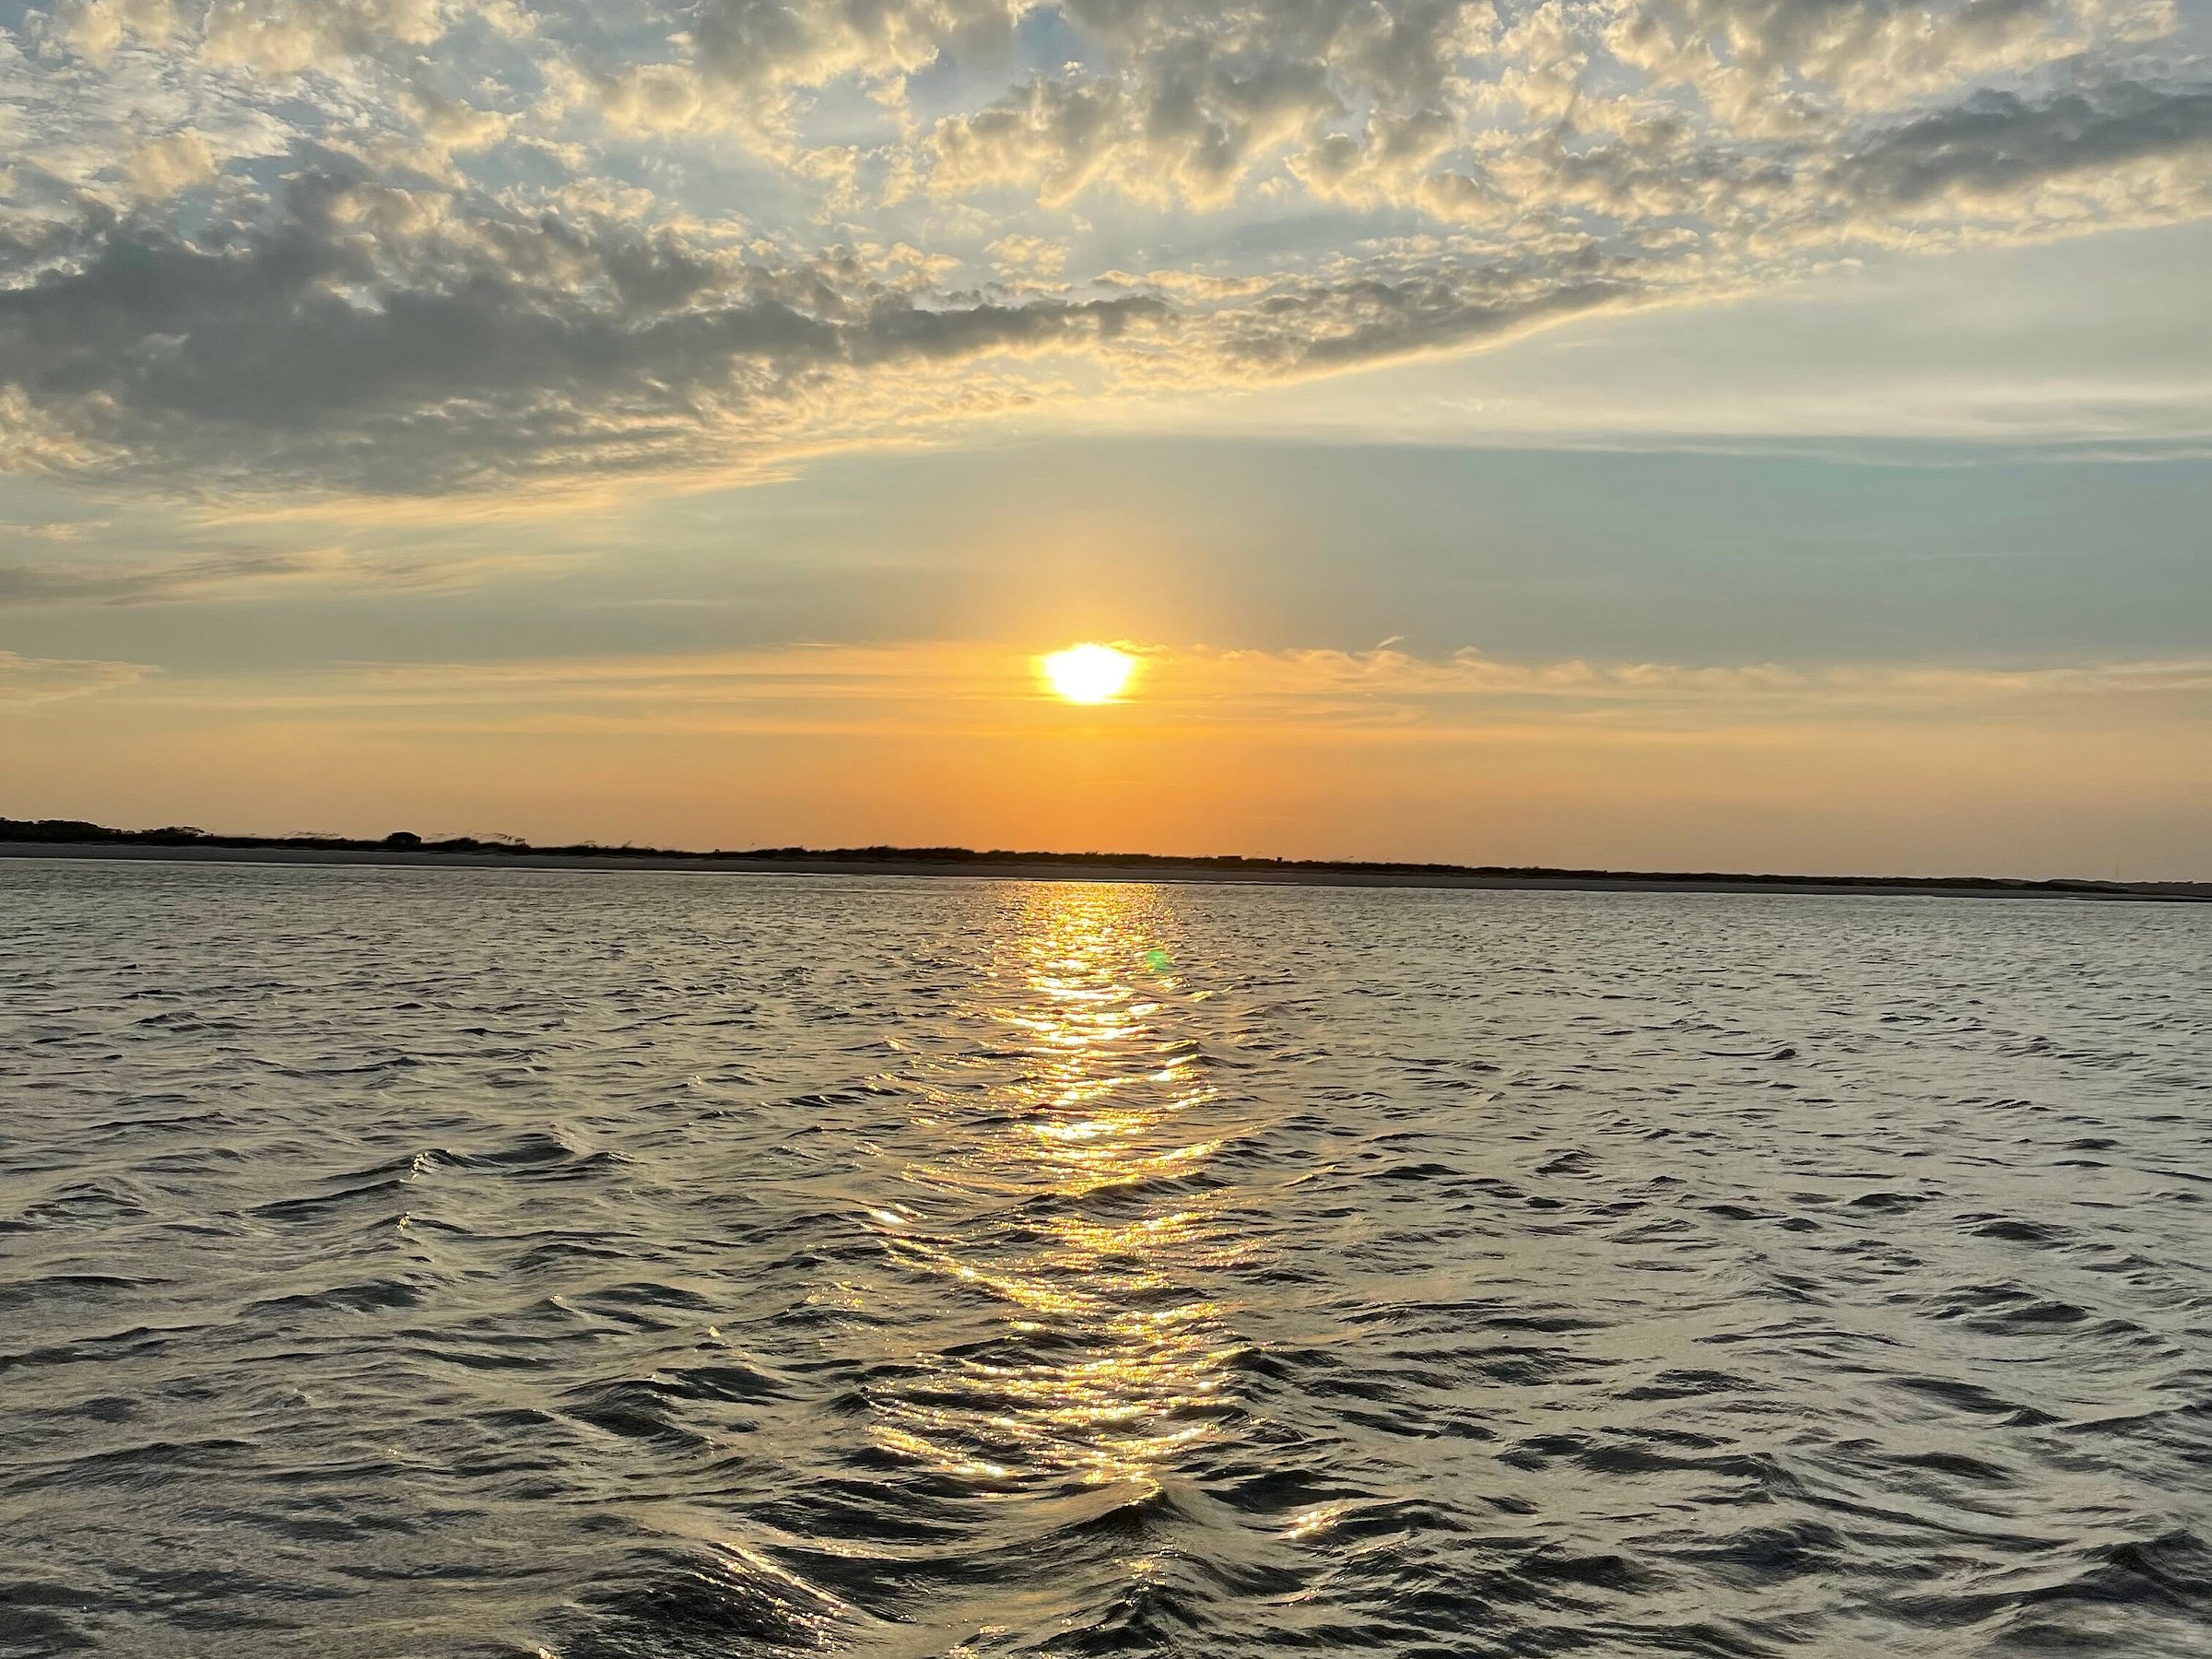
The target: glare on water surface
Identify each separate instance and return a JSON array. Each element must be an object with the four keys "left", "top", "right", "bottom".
[{"left": 860, "top": 883, "right": 1236, "bottom": 1498}]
